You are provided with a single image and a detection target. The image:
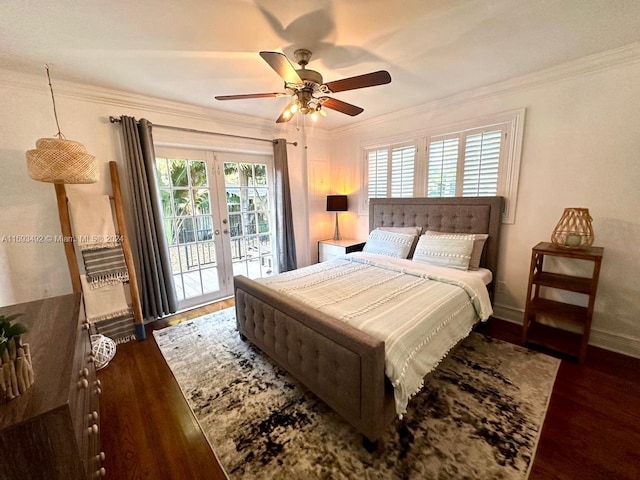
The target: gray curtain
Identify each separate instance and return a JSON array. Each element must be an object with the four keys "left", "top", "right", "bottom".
[
  {"left": 121, "top": 116, "right": 178, "bottom": 320},
  {"left": 273, "top": 139, "right": 297, "bottom": 272}
]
